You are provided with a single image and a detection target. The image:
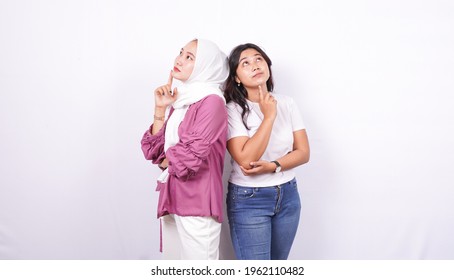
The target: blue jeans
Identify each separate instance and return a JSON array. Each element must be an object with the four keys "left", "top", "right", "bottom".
[{"left": 227, "top": 178, "right": 301, "bottom": 260}]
